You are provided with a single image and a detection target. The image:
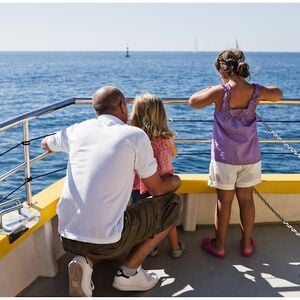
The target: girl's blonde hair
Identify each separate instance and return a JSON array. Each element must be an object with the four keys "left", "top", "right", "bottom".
[{"left": 130, "top": 93, "right": 174, "bottom": 140}]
